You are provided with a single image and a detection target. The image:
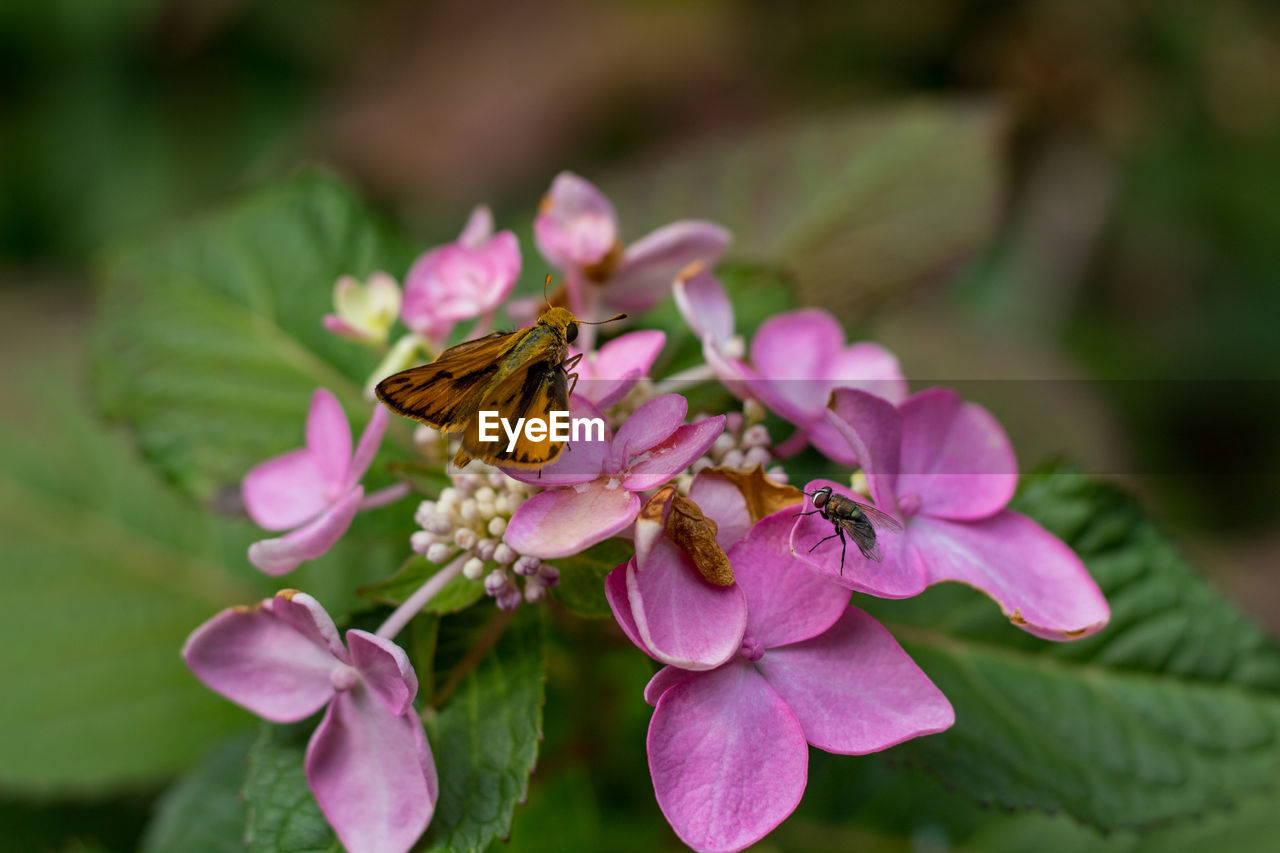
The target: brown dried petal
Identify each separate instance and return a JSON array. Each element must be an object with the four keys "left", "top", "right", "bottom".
[
  {"left": 705, "top": 464, "right": 804, "bottom": 524},
  {"left": 668, "top": 494, "right": 735, "bottom": 587}
]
